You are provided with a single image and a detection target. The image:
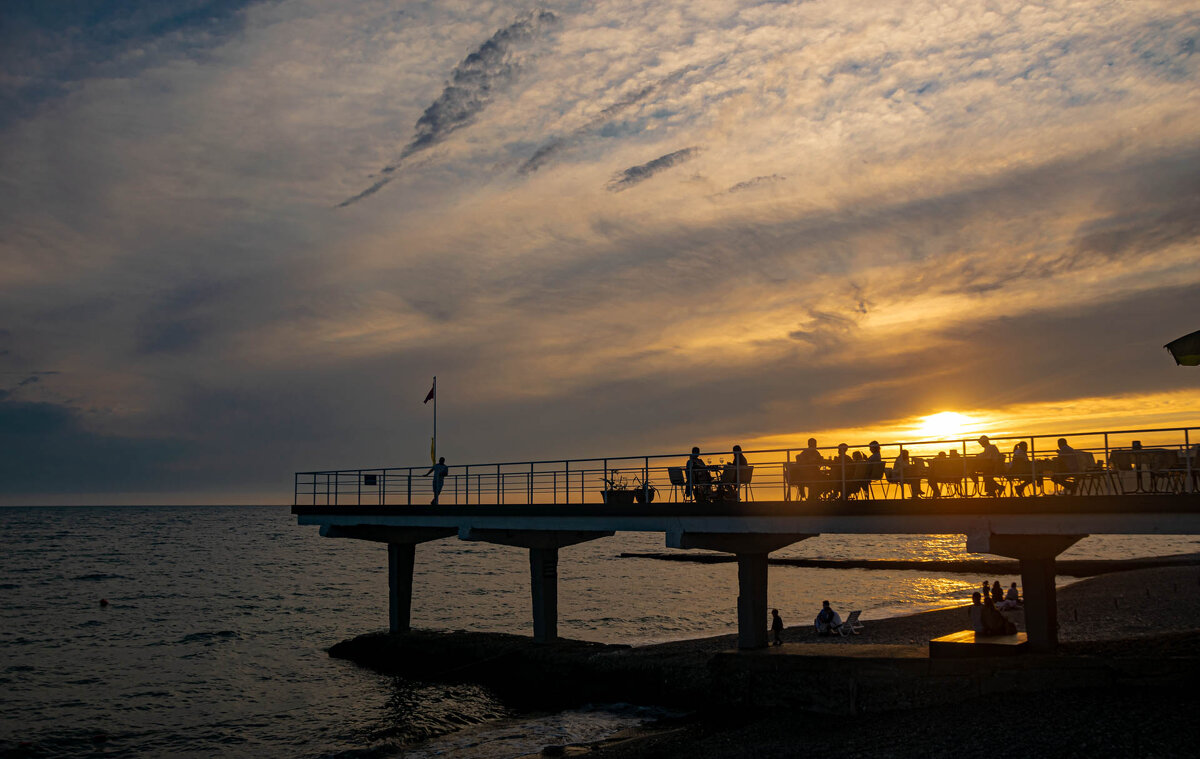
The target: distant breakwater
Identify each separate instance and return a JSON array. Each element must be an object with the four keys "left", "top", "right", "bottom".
[{"left": 616, "top": 552, "right": 1200, "bottom": 577}]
